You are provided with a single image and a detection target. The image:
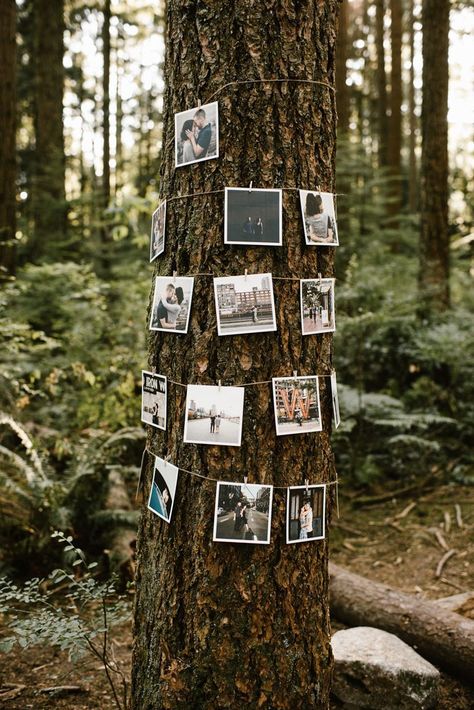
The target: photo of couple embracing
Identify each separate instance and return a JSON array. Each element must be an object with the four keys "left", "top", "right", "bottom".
[
  {"left": 175, "top": 101, "right": 219, "bottom": 167},
  {"left": 149, "top": 276, "right": 194, "bottom": 334}
]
